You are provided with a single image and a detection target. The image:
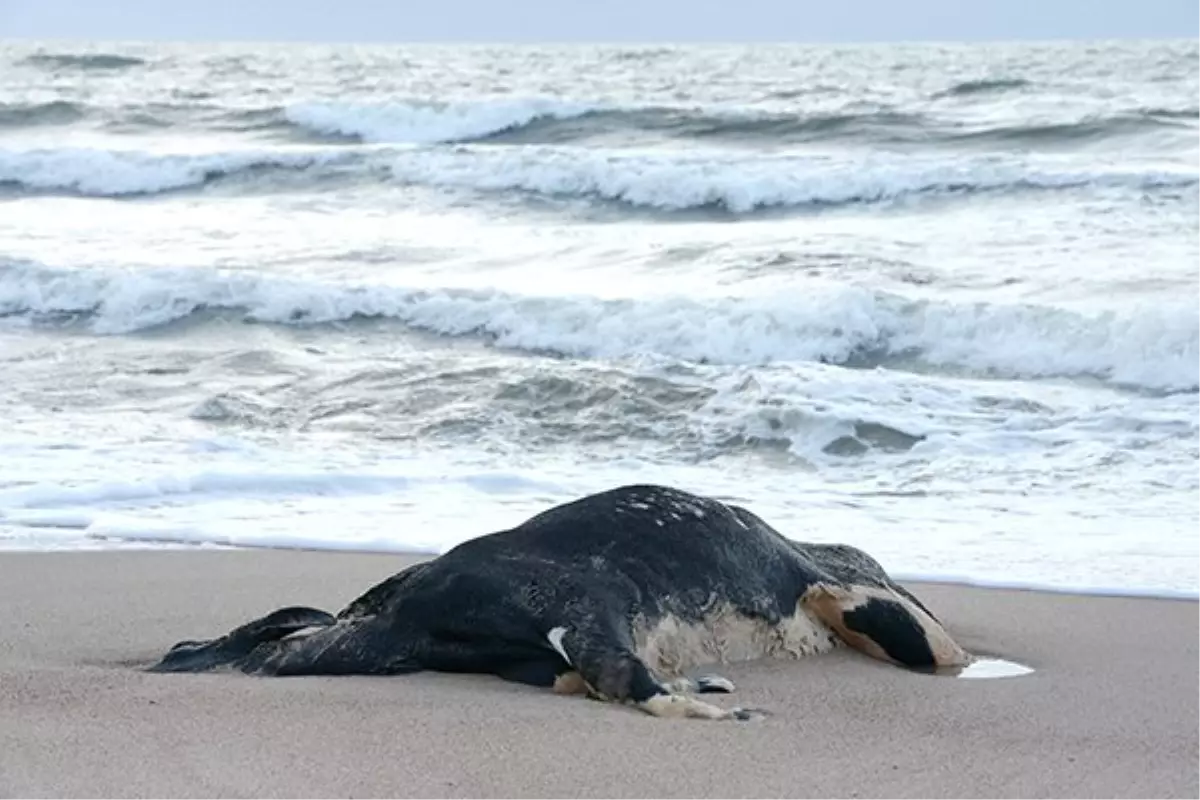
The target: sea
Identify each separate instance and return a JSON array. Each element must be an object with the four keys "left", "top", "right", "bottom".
[{"left": 1, "top": 38, "right": 1196, "bottom": 598}]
